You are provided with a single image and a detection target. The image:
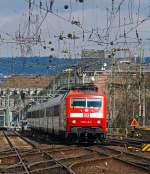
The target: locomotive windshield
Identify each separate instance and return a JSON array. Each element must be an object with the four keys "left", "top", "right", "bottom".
[
  {"left": 71, "top": 98, "right": 102, "bottom": 108},
  {"left": 87, "top": 98, "right": 102, "bottom": 108},
  {"left": 71, "top": 98, "right": 86, "bottom": 108}
]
